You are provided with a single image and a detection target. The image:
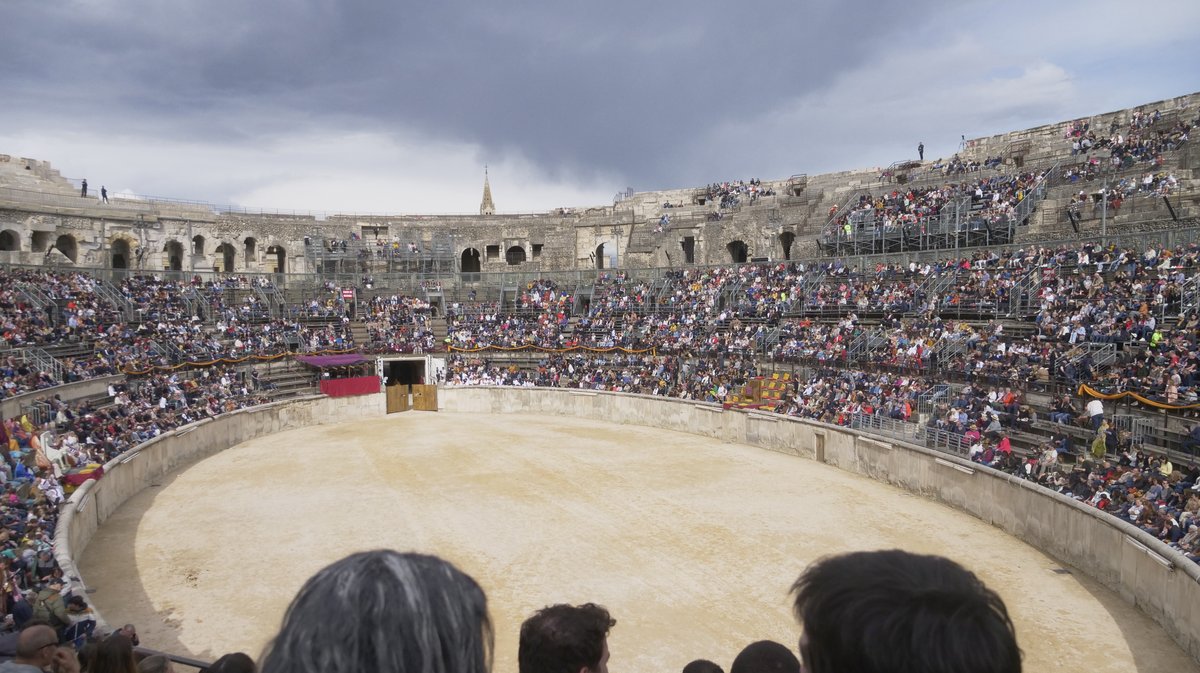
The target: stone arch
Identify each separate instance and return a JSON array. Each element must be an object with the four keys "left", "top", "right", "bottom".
[
  {"left": 505, "top": 245, "right": 526, "bottom": 266},
  {"left": 193, "top": 235, "right": 206, "bottom": 256},
  {"left": 727, "top": 240, "right": 748, "bottom": 263},
  {"left": 215, "top": 242, "right": 236, "bottom": 272},
  {"left": 54, "top": 234, "right": 78, "bottom": 263},
  {"left": 0, "top": 229, "right": 19, "bottom": 251},
  {"left": 111, "top": 237, "right": 133, "bottom": 269},
  {"left": 245, "top": 237, "right": 257, "bottom": 265},
  {"left": 779, "top": 232, "right": 795, "bottom": 260},
  {"left": 595, "top": 243, "right": 612, "bottom": 269},
  {"left": 265, "top": 245, "right": 286, "bottom": 273},
  {"left": 460, "top": 248, "right": 481, "bottom": 273},
  {"left": 31, "top": 232, "right": 53, "bottom": 253},
  {"left": 164, "top": 240, "right": 184, "bottom": 271}
]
